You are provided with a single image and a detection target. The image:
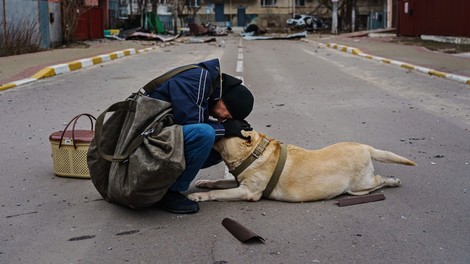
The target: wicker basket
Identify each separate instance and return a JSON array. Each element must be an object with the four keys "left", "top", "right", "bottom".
[{"left": 49, "top": 114, "right": 96, "bottom": 178}]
